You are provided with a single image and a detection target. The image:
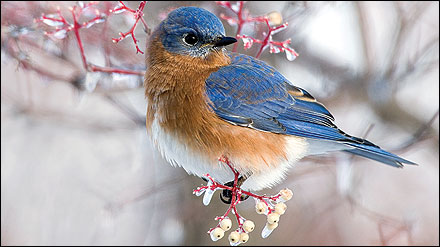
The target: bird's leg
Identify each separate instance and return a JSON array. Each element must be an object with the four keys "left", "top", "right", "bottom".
[
  {"left": 218, "top": 155, "right": 252, "bottom": 204},
  {"left": 239, "top": 175, "right": 251, "bottom": 201},
  {"left": 193, "top": 156, "right": 294, "bottom": 241},
  {"left": 220, "top": 175, "right": 251, "bottom": 204}
]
